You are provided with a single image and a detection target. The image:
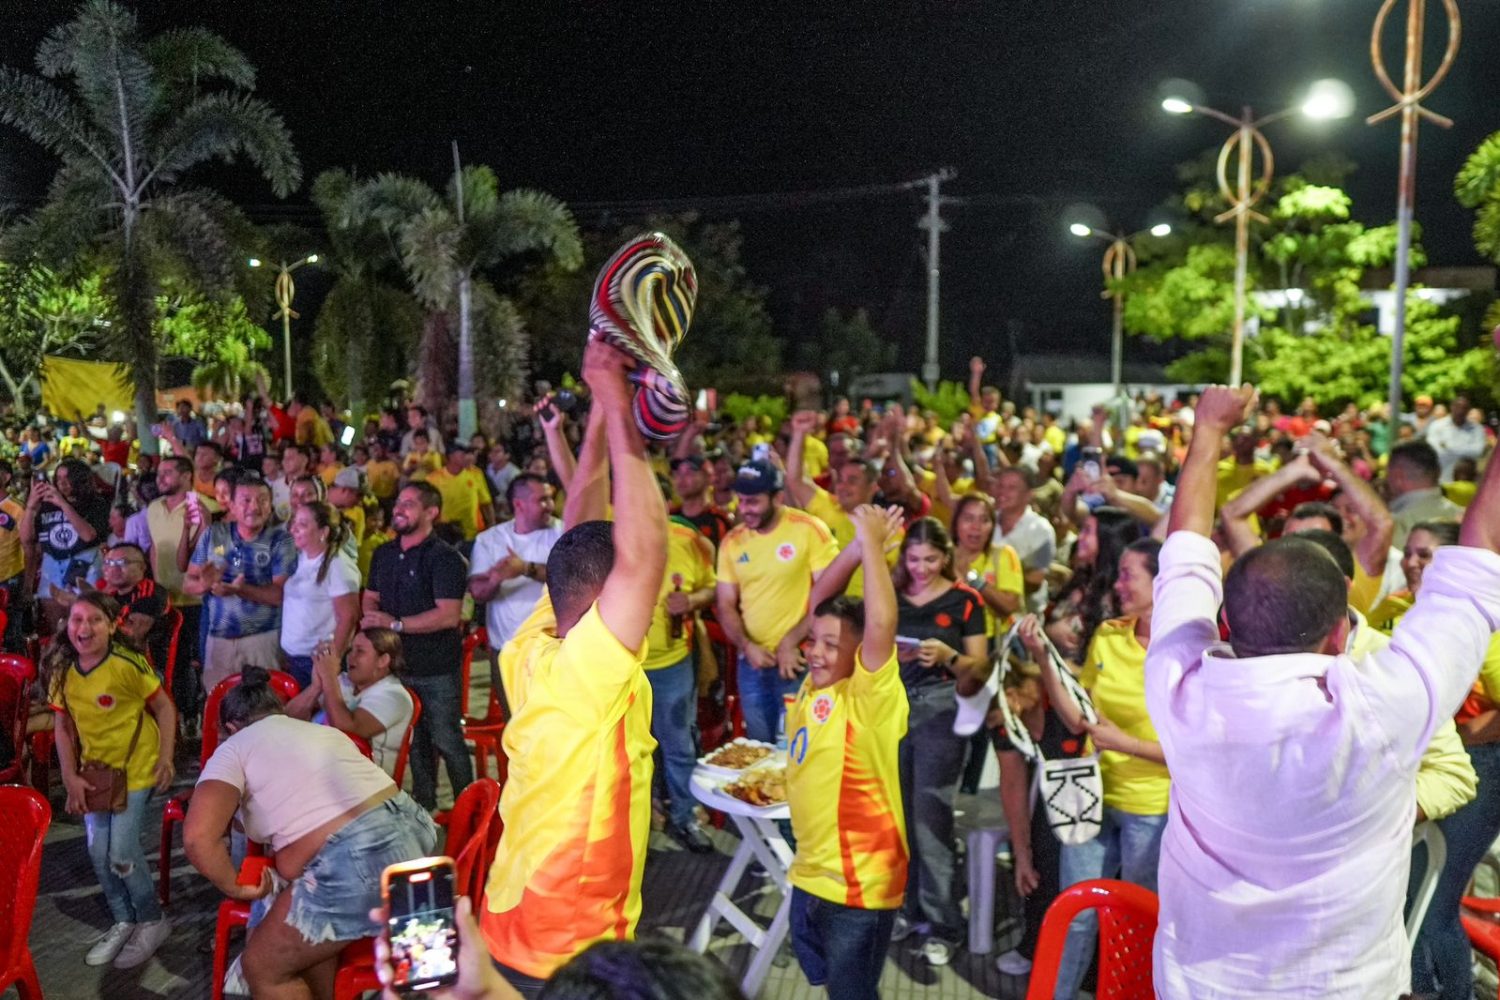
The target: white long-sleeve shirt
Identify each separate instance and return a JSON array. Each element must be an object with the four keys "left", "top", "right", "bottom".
[{"left": 1145, "top": 531, "right": 1500, "bottom": 999}]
